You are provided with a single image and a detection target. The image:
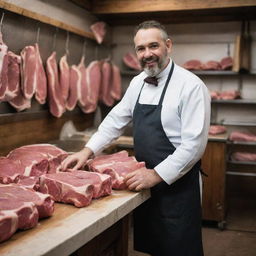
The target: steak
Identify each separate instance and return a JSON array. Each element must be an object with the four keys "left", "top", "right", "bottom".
[
  {"left": 46, "top": 51, "right": 65, "bottom": 118},
  {"left": 220, "top": 56, "right": 233, "bottom": 70},
  {"left": 39, "top": 172, "right": 94, "bottom": 207},
  {"left": 229, "top": 131, "right": 256, "bottom": 142},
  {"left": 182, "top": 59, "right": 202, "bottom": 70},
  {"left": 0, "top": 211, "right": 18, "bottom": 243},
  {"left": 0, "top": 184, "right": 54, "bottom": 219},
  {"left": 7, "top": 144, "right": 68, "bottom": 176},
  {"left": 20, "top": 45, "right": 37, "bottom": 99},
  {"left": 0, "top": 157, "right": 24, "bottom": 184},
  {"left": 34, "top": 43, "right": 47, "bottom": 104},
  {"left": 66, "top": 170, "right": 112, "bottom": 198},
  {"left": 208, "top": 125, "right": 227, "bottom": 135},
  {"left": 90, "top": 21, "right": 106, "bottom": 44},
  {"left": 88, "top": 151, "right": 145, "bottom": 189},
  {"left": 123, "top": 52, "right": 141, "bottom": 71},
  {"left": 59, "top": 54, "right": 70, "bottom": 103}
]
